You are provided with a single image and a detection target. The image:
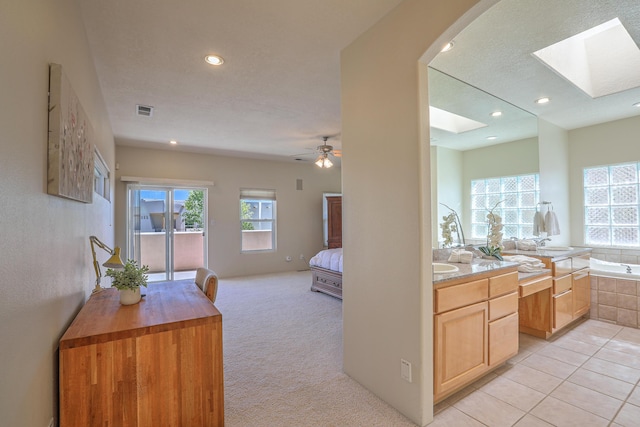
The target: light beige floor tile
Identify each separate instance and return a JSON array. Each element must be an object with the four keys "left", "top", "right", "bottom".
[
  {"left": 500, "top": 364, "right": 563, "bottom": 394},
  {"left": 519, "top": 333, "right": 549, "bottom": 353},
  {"left": 479, "top": 376, "right": 545, "bottom": 412},
  {"left": 535, "top": 344, "right": 591, "bottom": 366},
  {"left": 513, "top": 414, "right": 554, "bottom": 427},
  {"left": 605, "top": 338, "right": 640, "bottom": 356},
  {"left": 614, "top": 326, "right": 640, "bottom": 345},
  {"left": 595, "top": 348, "right": 640, "bottom": 369},
  {"left": 567, "top": 367, "right": 635, "bottom": 400},
  {"left": 562, "top": 330, "right": 610, "bottom": 347},
  {"left": 627, "top": 386, "right": 640, "bottom": 406},
  {"left": 581, "top": 357, "right": 640, "bottom": 384},
  {"left": 530, "top": 396, "right": 609, "bottom": 427},
  {"left": 469, "top": 371, "right": 498, "bottom": 389},
  {"left": 453, "top": 390, "right": 525, "bottom": 427},
  {"left": 507, "top": 348, "right": 532, "bottom": 364},
  {"left": 550, "top": 381, "right": 623, "bottom": 420},
  {"left": 519, "top": 353, "right": 578, "bottom": 379},
  {"left": 548, "top": 334, "right": 601, "bottom": 356},
  {"left": 429, "top": 406, "right": 485, "bottom": 427},
  {"left": 613, "top": 402, "right": 640, "bottom": 427},
  {"left": 572, "top": 320, "right": 623, "bottom": 339}
]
